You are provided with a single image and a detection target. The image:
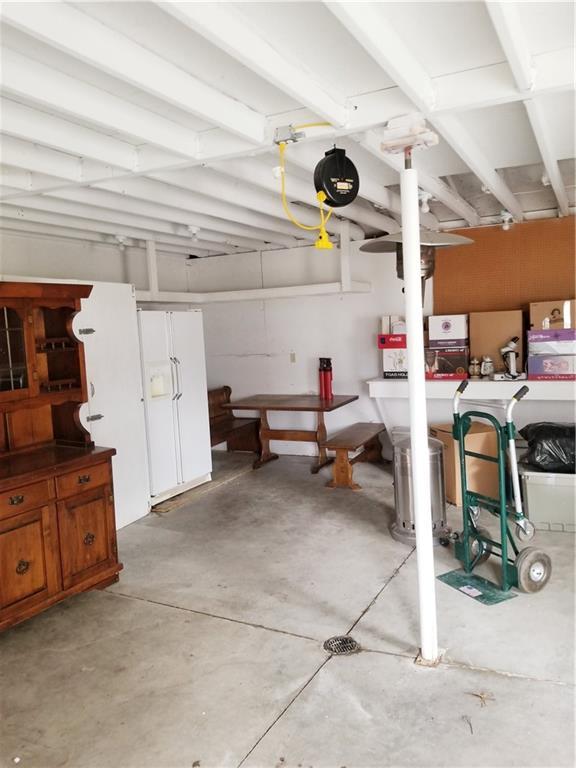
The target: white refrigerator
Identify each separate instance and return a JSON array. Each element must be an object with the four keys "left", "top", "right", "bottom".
[{"left": 138, "top": 310, "right": 212, "bottom": 501}]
